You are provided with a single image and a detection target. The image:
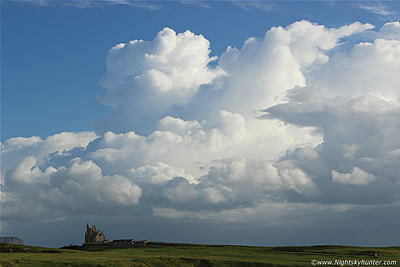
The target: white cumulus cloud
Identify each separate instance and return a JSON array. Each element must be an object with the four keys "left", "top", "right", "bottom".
[
  {"left": 332, "top": 167, "right": 376, "bottom": 185},
  {"left": 3, "top": 20, "right": 400, "bottom": 228}
]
